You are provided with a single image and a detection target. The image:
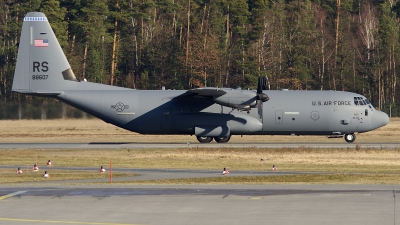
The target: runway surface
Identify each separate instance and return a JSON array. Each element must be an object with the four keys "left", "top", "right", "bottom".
[
  {"left": 0, "top": 184, "right": 399, "bottom": 225},
  {"left": 1, "top": 142, "right": 400, "bottom": 149}
]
